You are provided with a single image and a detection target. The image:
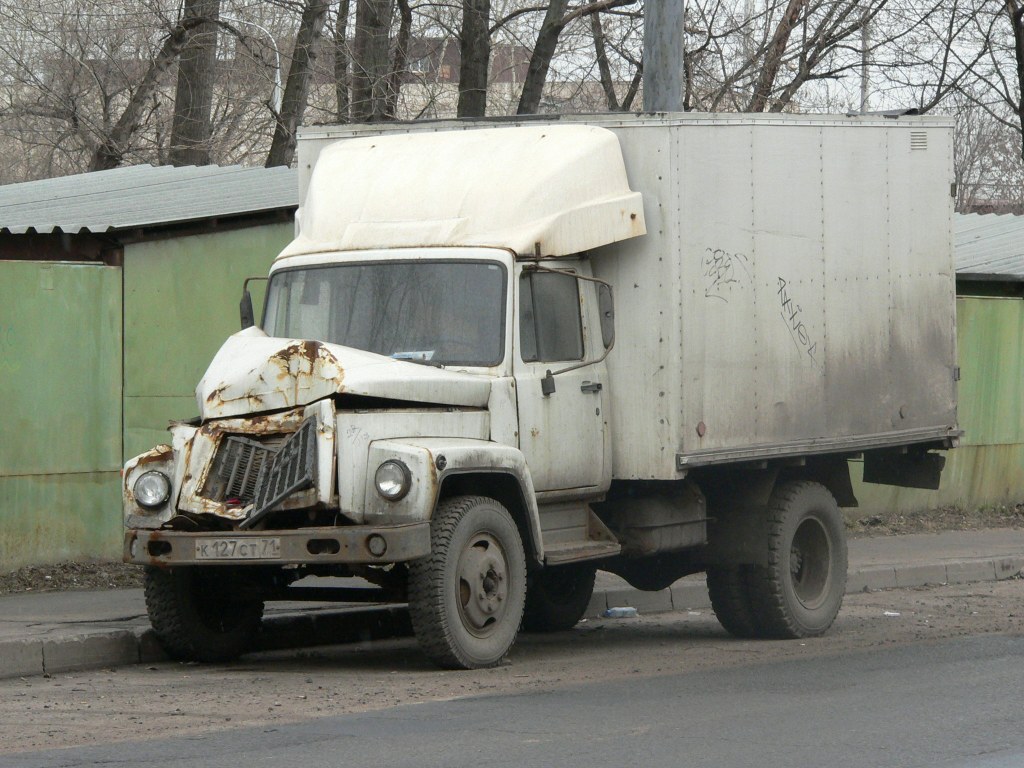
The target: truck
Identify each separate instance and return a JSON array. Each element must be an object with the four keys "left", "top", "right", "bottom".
[{"left": 123, "top": 113, "right": 959, "bottom": 670}]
